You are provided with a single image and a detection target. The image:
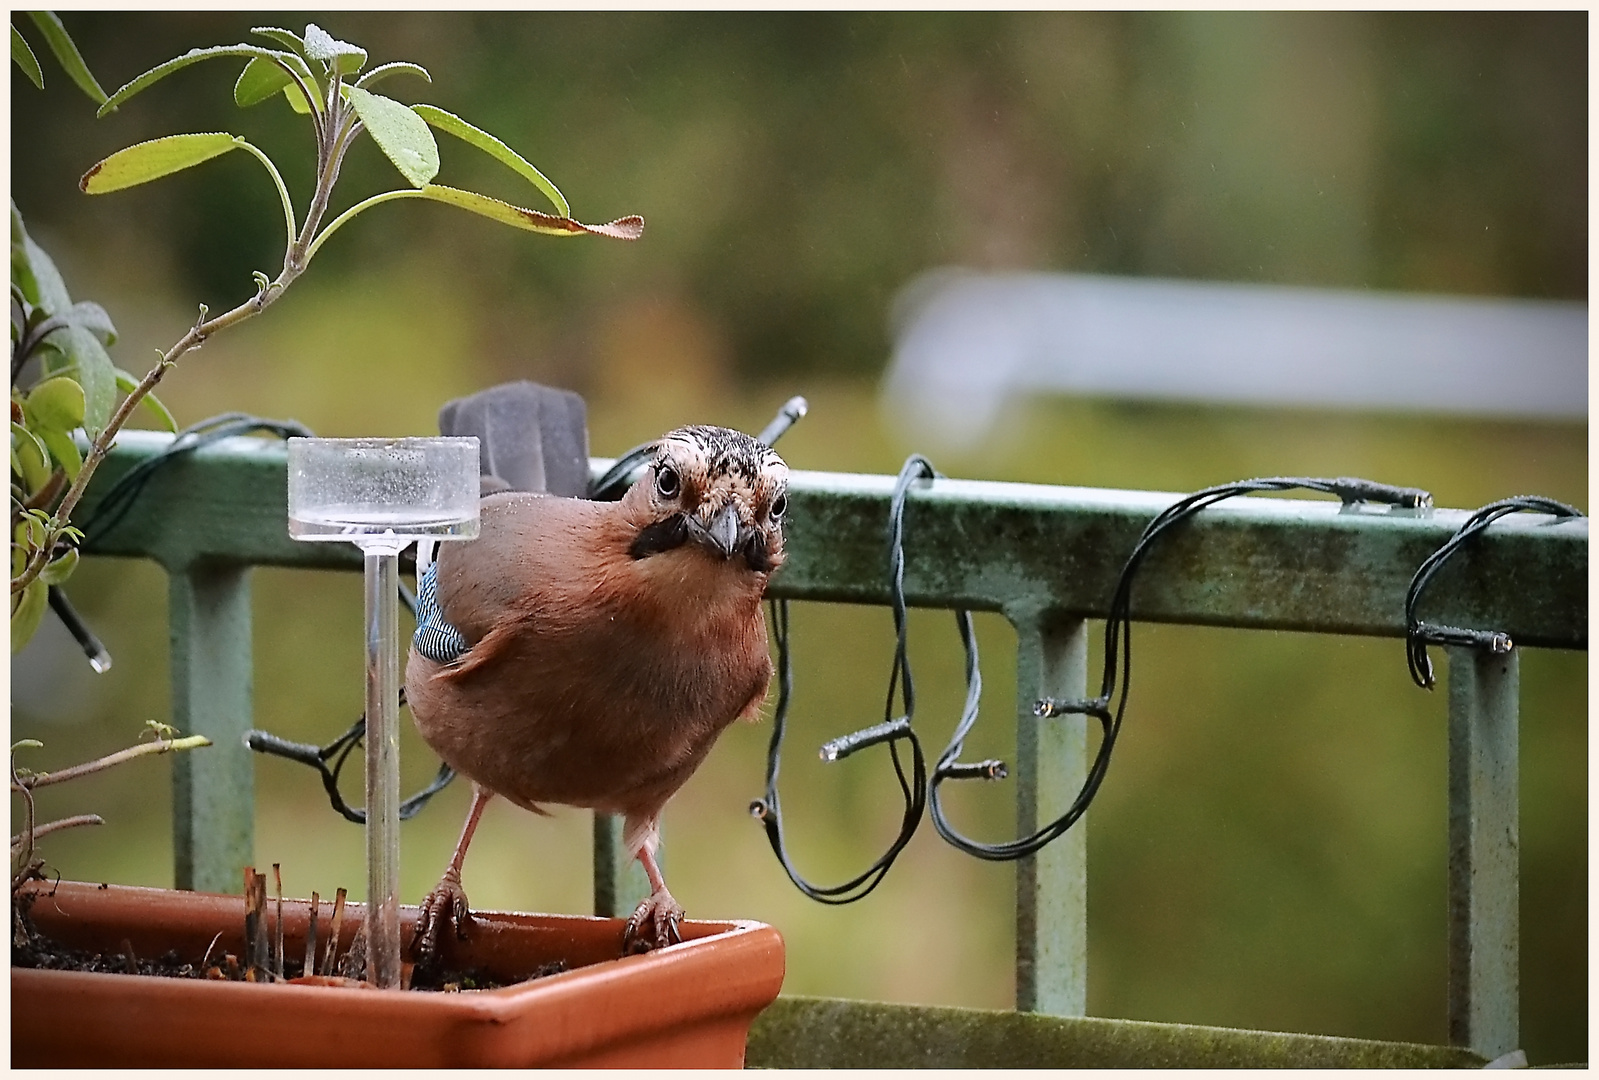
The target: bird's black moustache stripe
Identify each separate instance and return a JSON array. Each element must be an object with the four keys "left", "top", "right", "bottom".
[
  {"left": 632, "top": 512, "right": 777, "bottom": 572},
  {"left": 743, "top": 530, "right": 774, "bottom": 573},
  {"left": 630, "top": 513, "right": 690, "bottom": 559}
]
